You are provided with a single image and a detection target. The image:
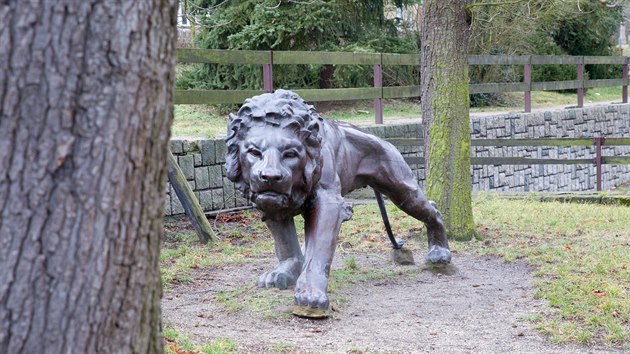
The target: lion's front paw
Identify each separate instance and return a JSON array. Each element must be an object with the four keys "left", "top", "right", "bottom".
[
  {"left": 257, "top": 258, "right": 302, "bottom": 290},
  {"left": 426, "top": 245, "right": 451, "bottom": 265},
  {"left": 258, "top": 271, "right": 296, "bottom": 290},
  {"left": 294, "top": 286, "right": 329, "bottom": 309},
  {"left": 294, "top": 272, "right": 330, "bottom": 309}
]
